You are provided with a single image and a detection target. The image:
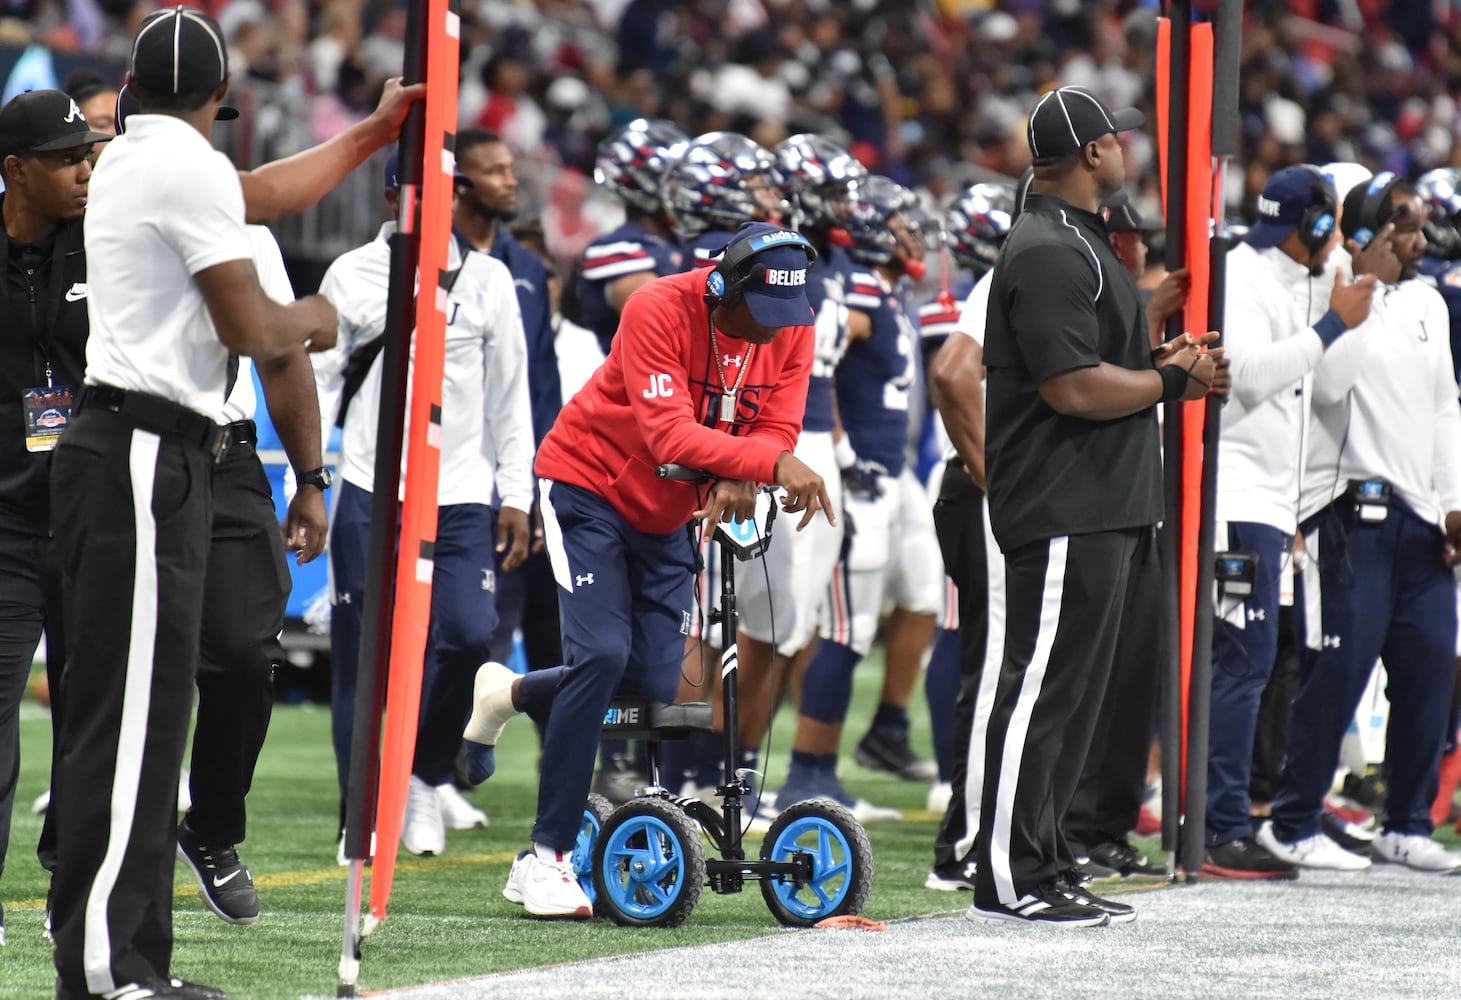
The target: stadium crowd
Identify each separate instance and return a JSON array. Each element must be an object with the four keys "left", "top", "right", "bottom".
[
  {"left": 4, "top": 1, "right": 1461, "bottom": 252},
  {"left": 4, "top": 0, "right": 1461, "bottom": 993}
]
